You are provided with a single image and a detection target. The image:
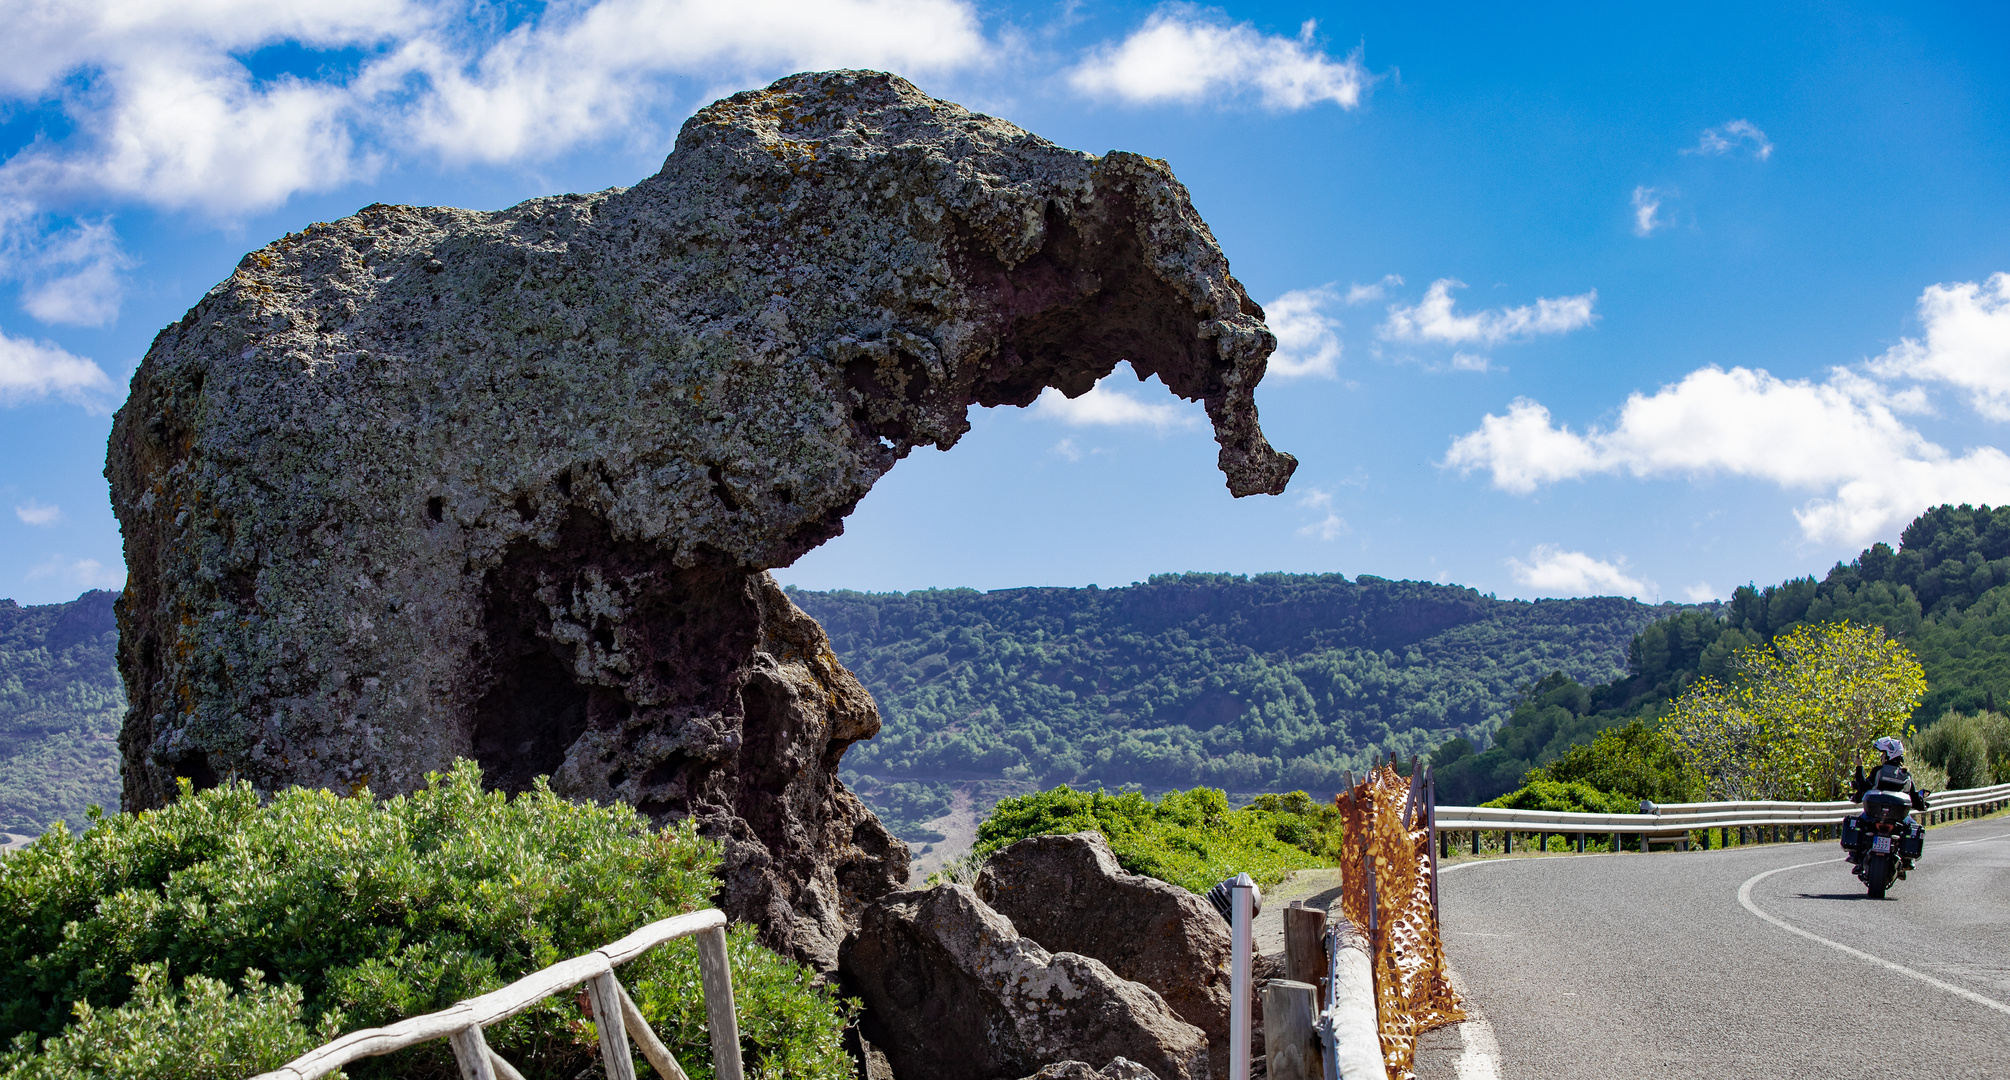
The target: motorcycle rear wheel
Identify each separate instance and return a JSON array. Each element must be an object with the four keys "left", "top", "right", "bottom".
[{"left": 1864, "top": 852, "right": 1892, "bottom": 899}]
